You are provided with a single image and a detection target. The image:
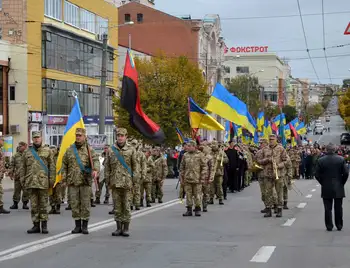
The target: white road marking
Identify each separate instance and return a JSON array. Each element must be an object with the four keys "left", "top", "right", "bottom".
[
  {"left": 316, "top": 184, "right": 320, "bottom": 187},
  {"left": 0, "top": 199, "right": 180, "bottom": 262},
  {"left": 282, "top": 218, "right": 296, "bottom": 227},
  {"left": 250, "top": 246, "right": 276, "bottom": 263},
  {"left": 311, "top": 189, "right": 316, "bottom": 192},
  {"left": 297, "top": 202, "right": 307, "bottom": 208},
  {"left": 306, "top": 194, "right": 312, "bottom": 198}
]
